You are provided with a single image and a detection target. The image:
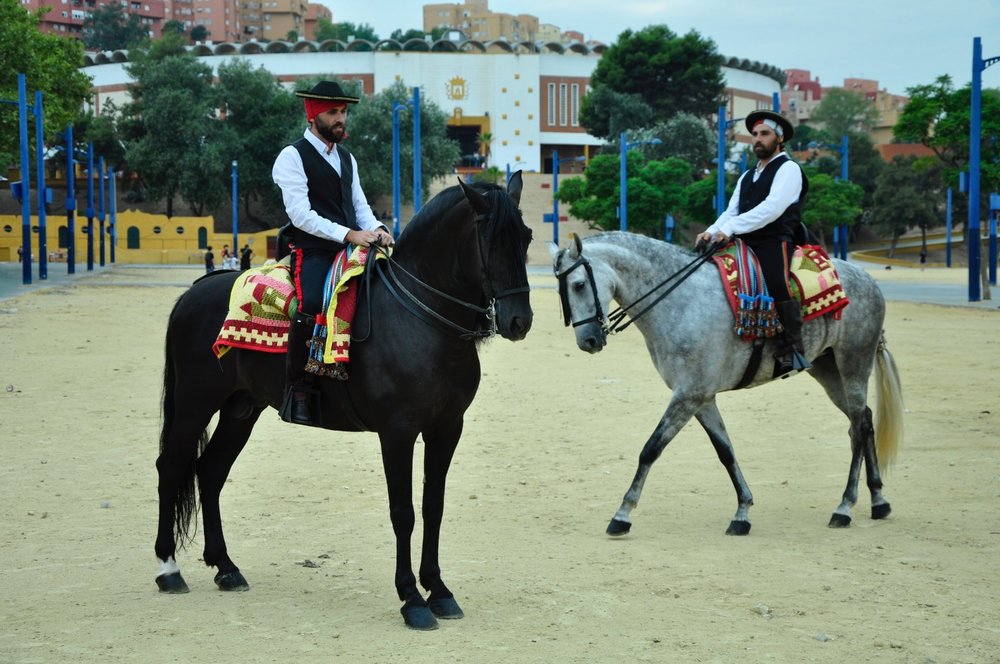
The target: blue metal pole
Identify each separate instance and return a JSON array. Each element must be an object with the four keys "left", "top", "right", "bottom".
[
  {"left": 552, "top": 149, "right": 560, "bottom": 245},
  {"left": 946, "top": 187, "right": 953, "bottom": 268},
  {"left": 86, "top": 142, "right": 94, "bottom": 271},
  {"left": 66, "top": 125, "right": 76, "bottom": 274},
  {"left": 840, "top": 134, "right": 849, "bottom": 259},
  {"left": 392, "top": 104, "right": 401, "bottom": 239},
  {"left": 231, "top": 160, "right": 238, "bottom": 255},
  {"left": 109, "top": 164, "right": 116, "bottom": 263},
  {"left": 716, "top": 105, "right": 726, "bottom": 218},
  {"left": 35, "top": 90, "right": 48, "bottom": 281},
  {"left": 412, "top": 87, "right": 421, "bottom": 214},
  {"left": 98, "top": 155, "right": 106, "bottom": 267},
  {"left": 619, "top": 131, "right": 627, "bottom": 232},
  {"left": 990, "top": 204, "right": 998, "bottom": 285},
  {"left": 18, "top": 74, "right": 32, "bottom": 285},
  {"left": 772, "top": 91, "right": 780, "bottom": 112},
  {"left": 969, "top": 37, "right": 983, "bottom": 301}
]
